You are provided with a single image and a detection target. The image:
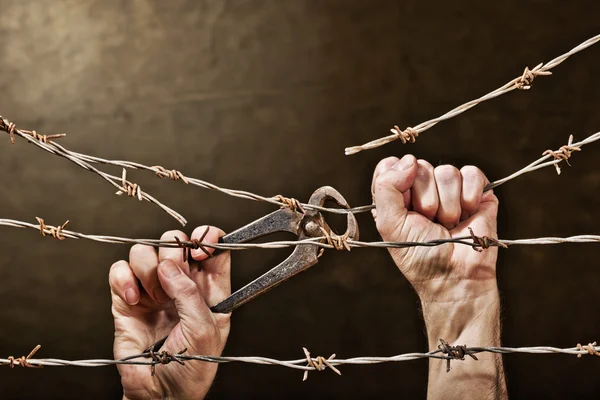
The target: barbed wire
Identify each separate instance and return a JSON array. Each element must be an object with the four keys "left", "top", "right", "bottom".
[
  {"left": 344, "top": 33, "right": 600, "bottom": 155},
  {"left": 0, "top": 115, "right": 373, "bottom": 219},
  {"left": 0, "top": 130, "right": 598, "bottom": 251},
  {"left": 2, "top": 109, "right": 597, "bottom": 223},
  {"left": 484, "top": 131, "right": 600, "bottom": 190},
  {"left": 5, "top": 217, "right": 600, "bottom": 253},
  {"left": 2, "top": 341, "right": 599, "bottom": 380},
  {"left": 0, "top": 117, "right": 187, "bottom": 226}
]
